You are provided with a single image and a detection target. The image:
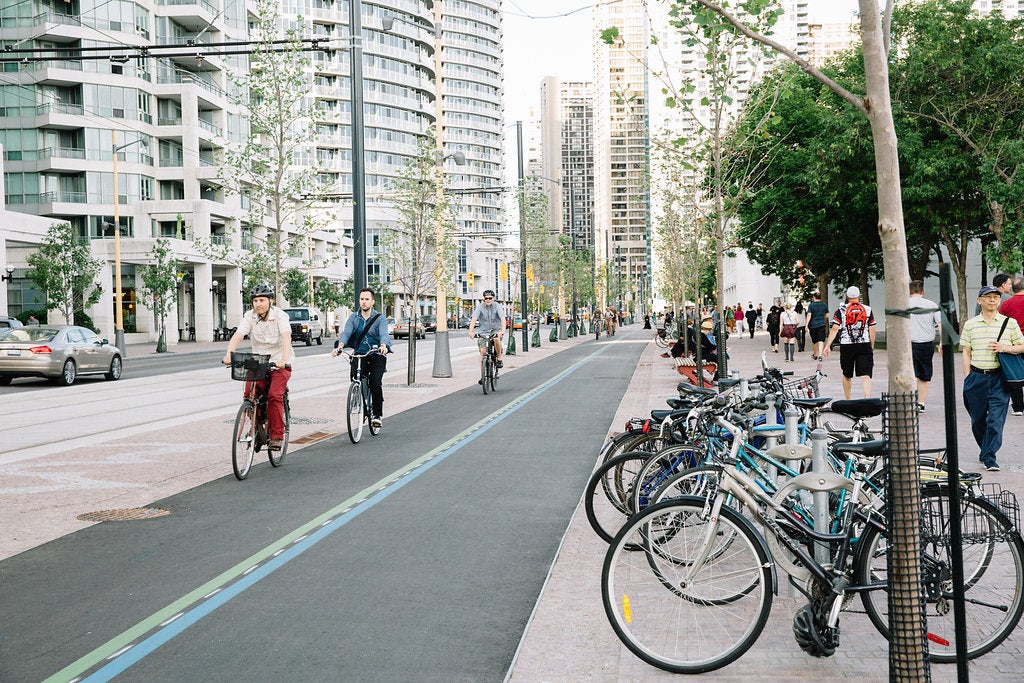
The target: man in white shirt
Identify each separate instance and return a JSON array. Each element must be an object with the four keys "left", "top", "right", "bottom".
[{"left": 908, "top": 280, "right": 941, "bottom": 412}]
